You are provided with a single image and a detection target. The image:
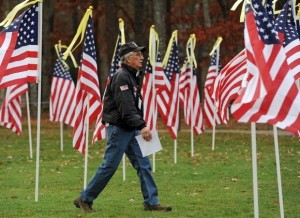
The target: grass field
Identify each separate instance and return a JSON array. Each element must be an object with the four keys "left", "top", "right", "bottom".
[{"left": 0, "top": 120, "right": 299, "bottom": 218}]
